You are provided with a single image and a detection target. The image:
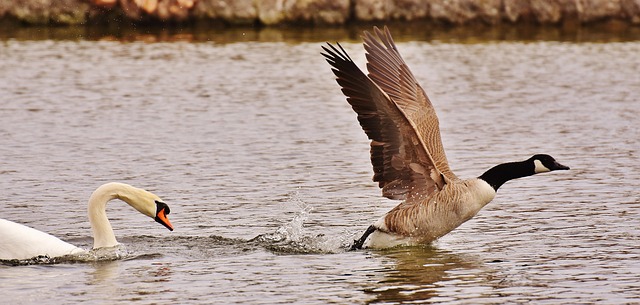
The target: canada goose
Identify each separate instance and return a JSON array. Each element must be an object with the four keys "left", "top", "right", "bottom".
[
  {"left": 0, "top": 182, "right": 174, "bottom": 260},
  {"left": 321, "top": 26, "right": 569, "bottom": 249}
]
